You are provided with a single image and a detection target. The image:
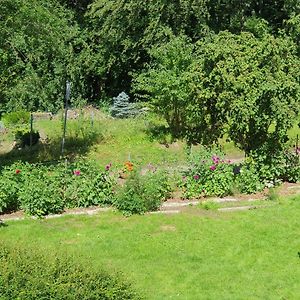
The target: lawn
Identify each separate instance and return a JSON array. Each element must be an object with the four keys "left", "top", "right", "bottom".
[{"left": 1, "top": 196, "right": 300, "bottom": 299}]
